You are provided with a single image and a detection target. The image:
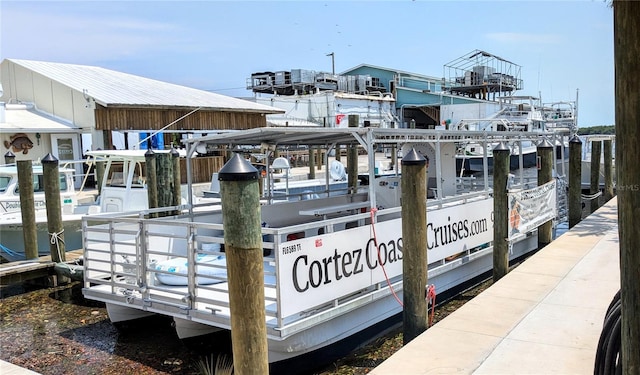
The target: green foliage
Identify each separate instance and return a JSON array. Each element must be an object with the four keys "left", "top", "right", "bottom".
[{"left": 577, "top": 125, "right": 615, "bottom": 135}]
